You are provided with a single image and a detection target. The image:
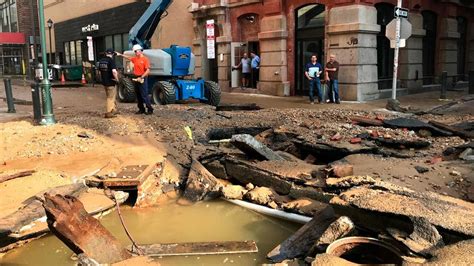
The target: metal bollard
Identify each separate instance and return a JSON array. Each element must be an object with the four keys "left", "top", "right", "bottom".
[
  {"left": 469, "top": 70, "right": 474, "bottom": 95},
  {"left": 3, "top": 78, "right": 16, "bottom": 113},
  {"left": 31, "top": 83, "right": 42, "bottom": 122},
  {"left": 440, "top": 71, "right": 447, "bottom": 99}
]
